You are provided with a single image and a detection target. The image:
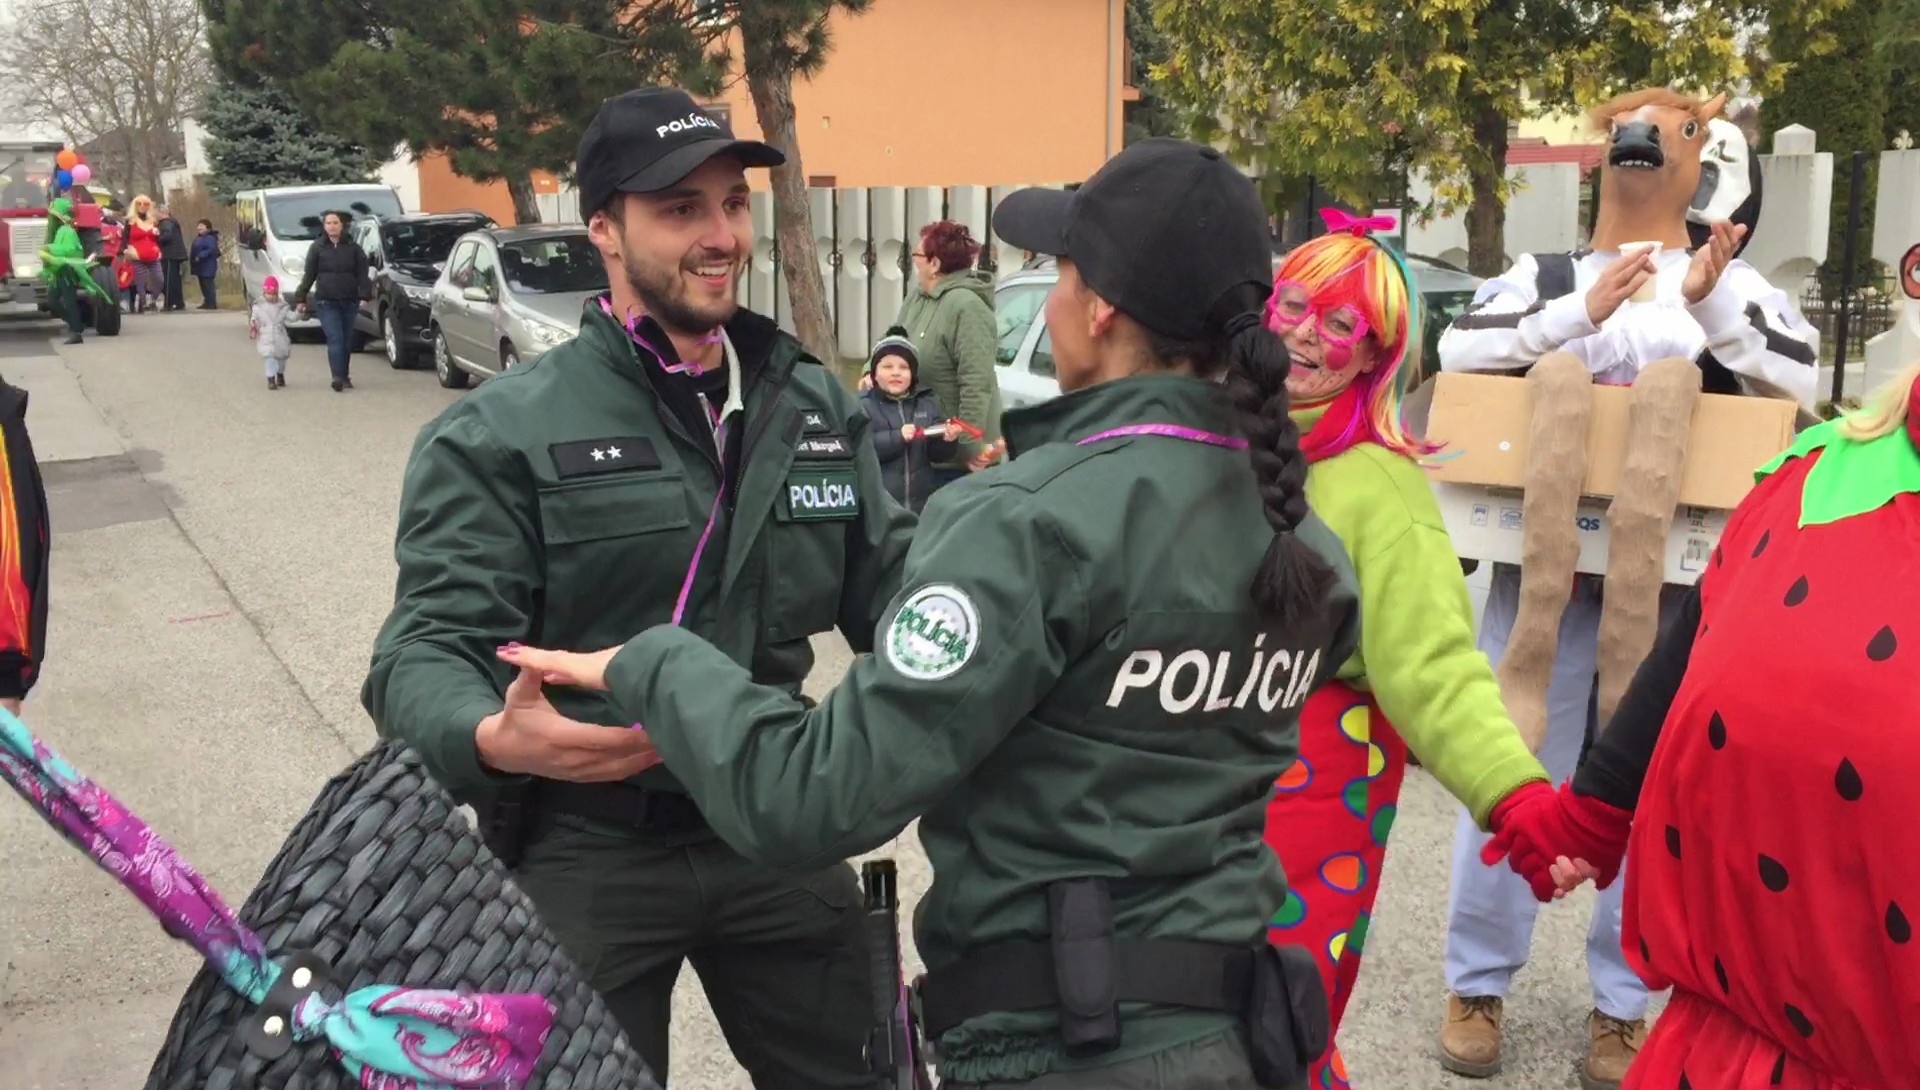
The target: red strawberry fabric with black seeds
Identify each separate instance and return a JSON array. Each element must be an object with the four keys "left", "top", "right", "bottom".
[{"left": 1620, "top": 437, "right": 1920, "bottom": 1090}]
